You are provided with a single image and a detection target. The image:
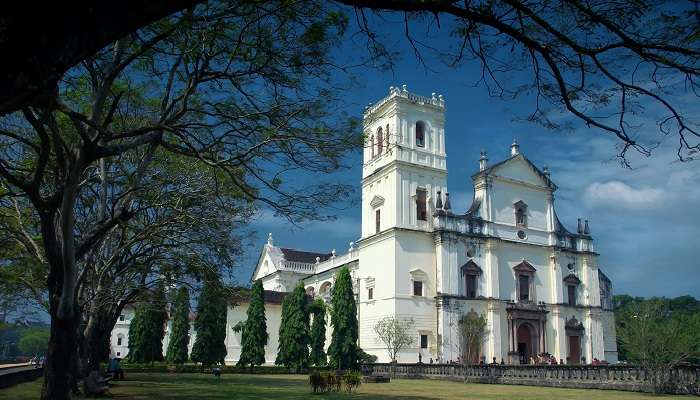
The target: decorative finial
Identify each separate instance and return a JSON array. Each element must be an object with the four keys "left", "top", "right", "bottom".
[
  {"left": 331, "top": 249, "right": 336, "bottom": 258},
  {"left": 444, "top": 192, "right": 452, "bottom": 211},
  {"left": 479, "top": 150, "right": 488, "bottom": 171},
  {"left": 584, "top": 220, "right": 590, "bottom": 235},
  {"left": 510, "top": 138, "right": 520, "bottom": 156},
  {"left": 349, "top": 241, "right": 355, "bottom": 252},
  {"left": 315, "top": 256, "right": 320, "bottom": 264},
  {"left": 543, "top": 165, "right": 550, "bottom": 177},
  {"left": 402, "top": 84, "right": 407, "bottom": 92},
  {"left": 267, "top": 233, "right": 274, "bottom": 246},
  {"left": 577, "top": 218, "right": 583, "bottom": 234},
  {"left": 435, "top": 190, "right": 443, "bottom": 210}
]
